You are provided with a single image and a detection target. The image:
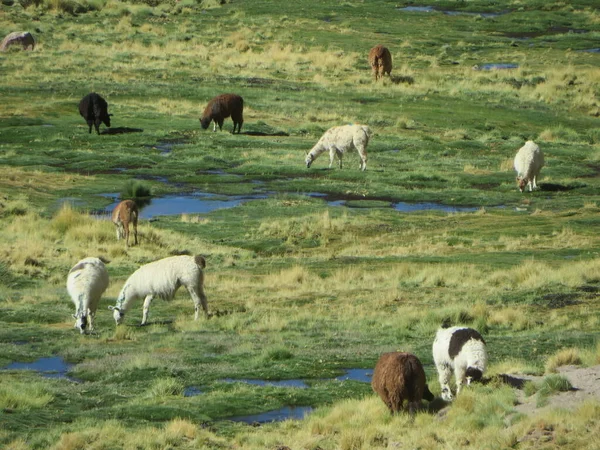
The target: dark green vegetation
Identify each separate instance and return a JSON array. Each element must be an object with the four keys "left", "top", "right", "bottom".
[{"left": 1, "top": 0, "right": 599, "bottom": 448}]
